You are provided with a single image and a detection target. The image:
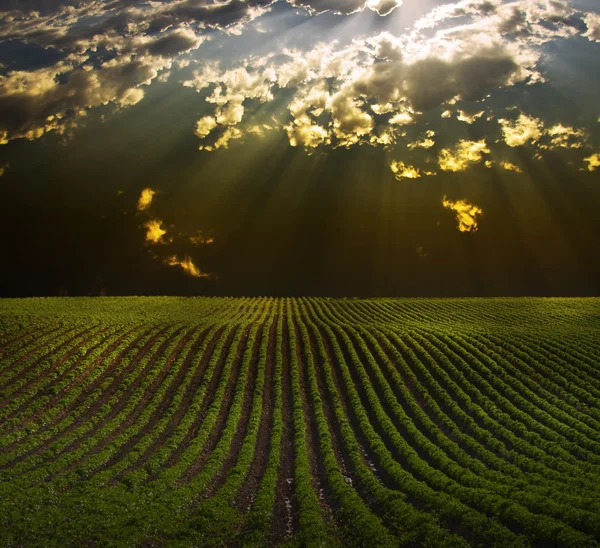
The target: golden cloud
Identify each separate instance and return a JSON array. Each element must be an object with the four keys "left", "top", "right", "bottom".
[
  {"left": 390, "top": 160, "right": 421, "bottom": 180},
  {"left": 167, "top": 255, "right": 210, "bottom": 278},
  {"left": 144, "top": 219, "right": 167, "bottom": 244},
  {"left": 498, "top": 114, "right": 543, "bottom": 147},
  {"left": 584, "top": 153, "right": 600, "bottom": 172},
  {"left": 0, "top": 0, "right": 595, "bottom": 150},
  {"left": 137, "top": 188, "right": 157, "bottom": 211},
  {"left": 199, "top": 127, "right": 243, "bottom": 151},
  {"left": 442, "top": 196, "right": 483, "bottom": 232},
  {"left": 190, "top": 233, "right": 215, "bottom": 245},
  {"left": 543, "top": 124, "right": 586, "bottom": 150},
  {"left": 183, "top": 16, "right": 542, "bottom": 154},
  {"left": 286, "top": 120, "right": 329, "bottom": 148},
  {"left": 407, "top": 130, "right": 435, "bottom": 150},
  {"left": 438, "top": 139, "right": 490, "bottom": 172},
  {"left": 500, "top": 161, "right": 522, "bottom": 173},
  {"left": 457, "top": 110, "right": 484, "bottom": 124},
  {"left": 195, "top": 116, "right": 217, "bottom": 139}
]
